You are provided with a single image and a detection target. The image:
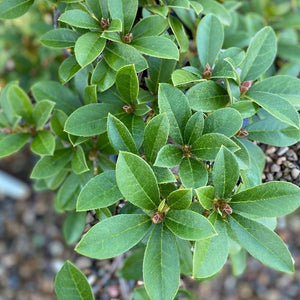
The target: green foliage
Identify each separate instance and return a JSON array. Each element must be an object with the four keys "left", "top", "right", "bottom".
[{"left": 1, "top": 1, "right": 300, "bottom": 299}]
